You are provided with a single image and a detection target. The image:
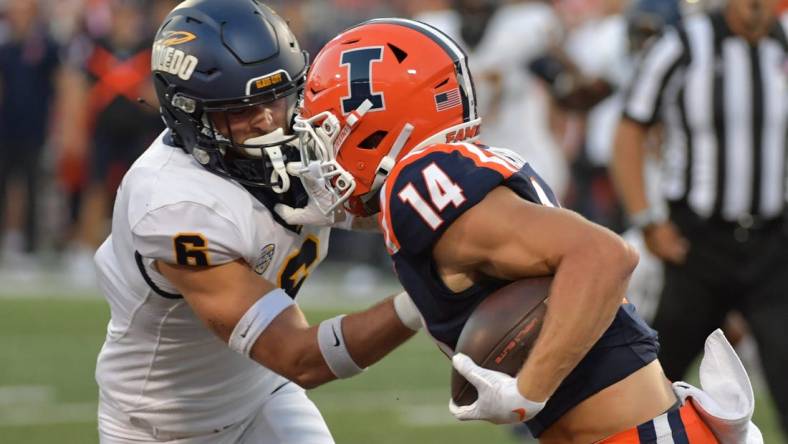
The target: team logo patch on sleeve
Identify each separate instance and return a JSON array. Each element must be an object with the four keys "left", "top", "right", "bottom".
[
  {"left": 254, "top": 244, "right": 276, "bottom": 275},
  {"left": 434, "top": 88, "right": 462, "bottom": 112}
]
